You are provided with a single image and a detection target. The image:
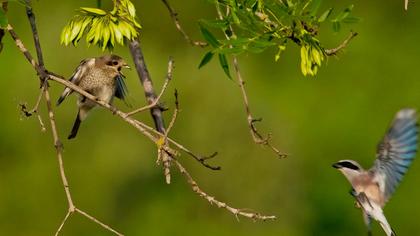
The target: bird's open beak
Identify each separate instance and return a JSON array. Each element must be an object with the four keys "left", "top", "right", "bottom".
[
  {"left": 123, "top": 63, "right": 131, "bottom": 69},
  {"left": 332, "top": 162, "right": 342, "bottom": 169}
]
